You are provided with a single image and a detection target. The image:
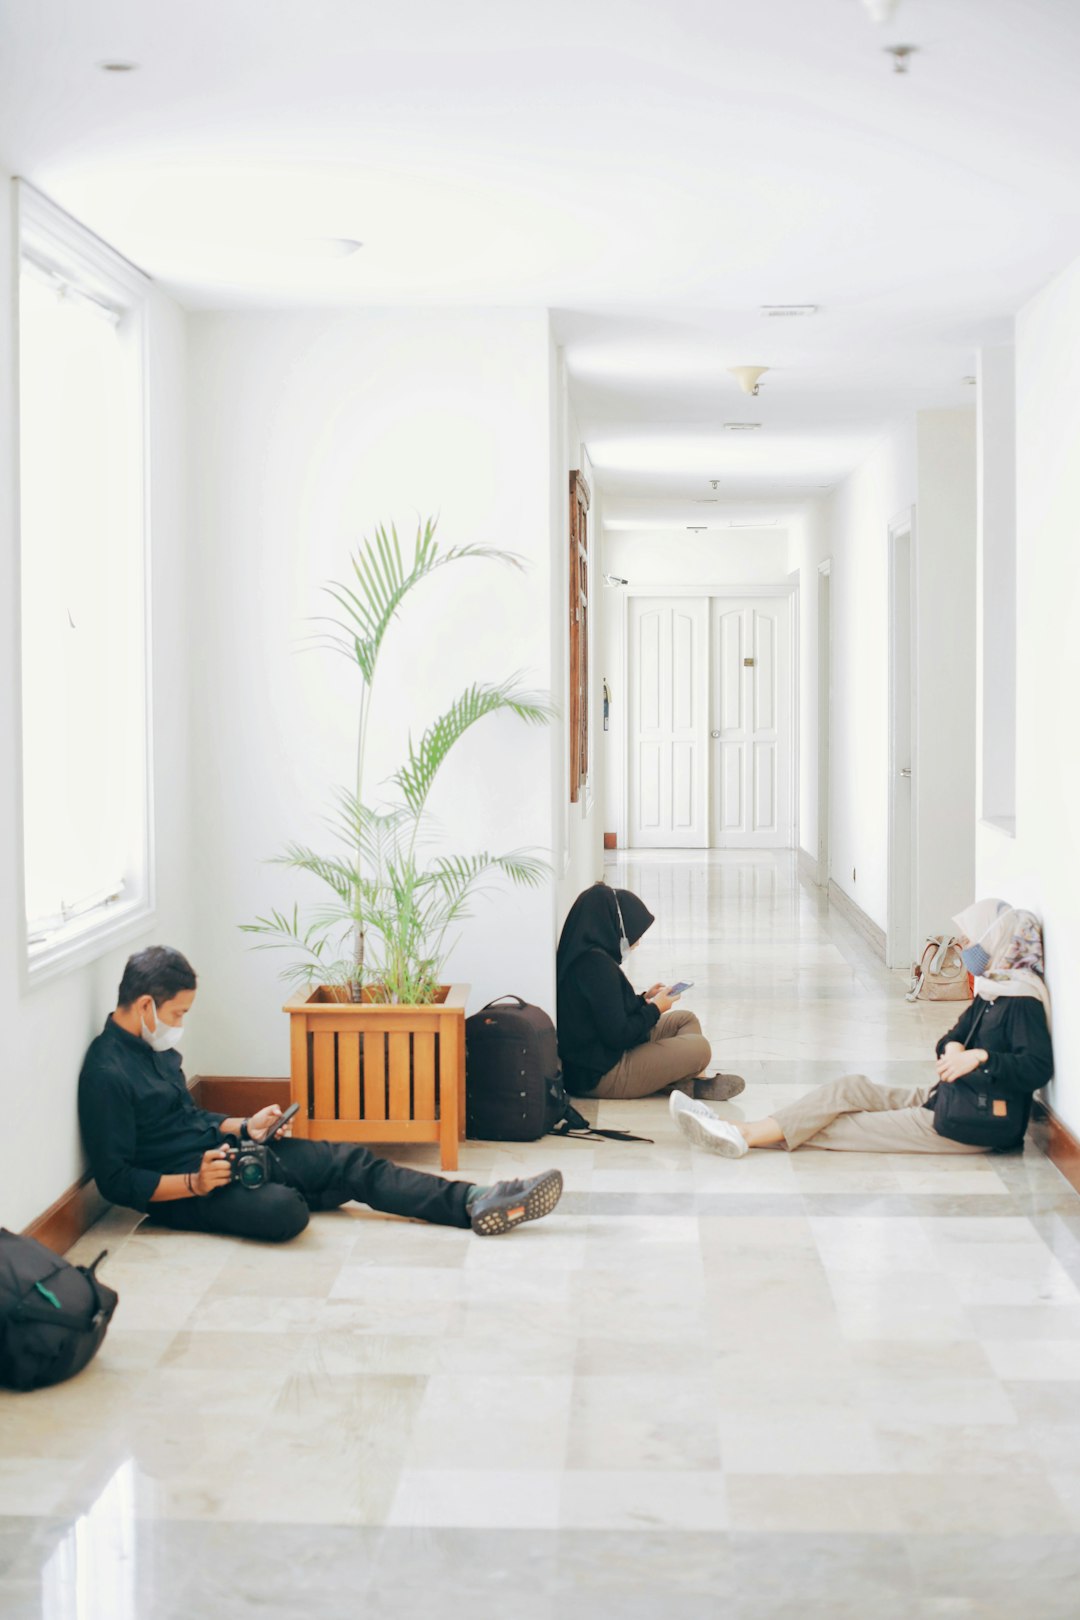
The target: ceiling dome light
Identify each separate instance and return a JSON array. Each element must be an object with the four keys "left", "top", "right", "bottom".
[
  {"left": 729, "top": 365, "right": 769, "bottom": 397},
  {"left": 862, "top": 0, "right": 902, "bottom": 22},
  {"left": 99, "top": 61, "right": 139, "bottom": 72}
]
